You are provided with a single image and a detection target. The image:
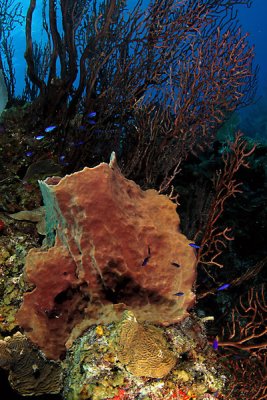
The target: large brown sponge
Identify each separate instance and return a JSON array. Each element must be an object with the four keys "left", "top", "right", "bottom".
[{"left": 16, "top": 156, "right": 196, "bottom": 360}]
